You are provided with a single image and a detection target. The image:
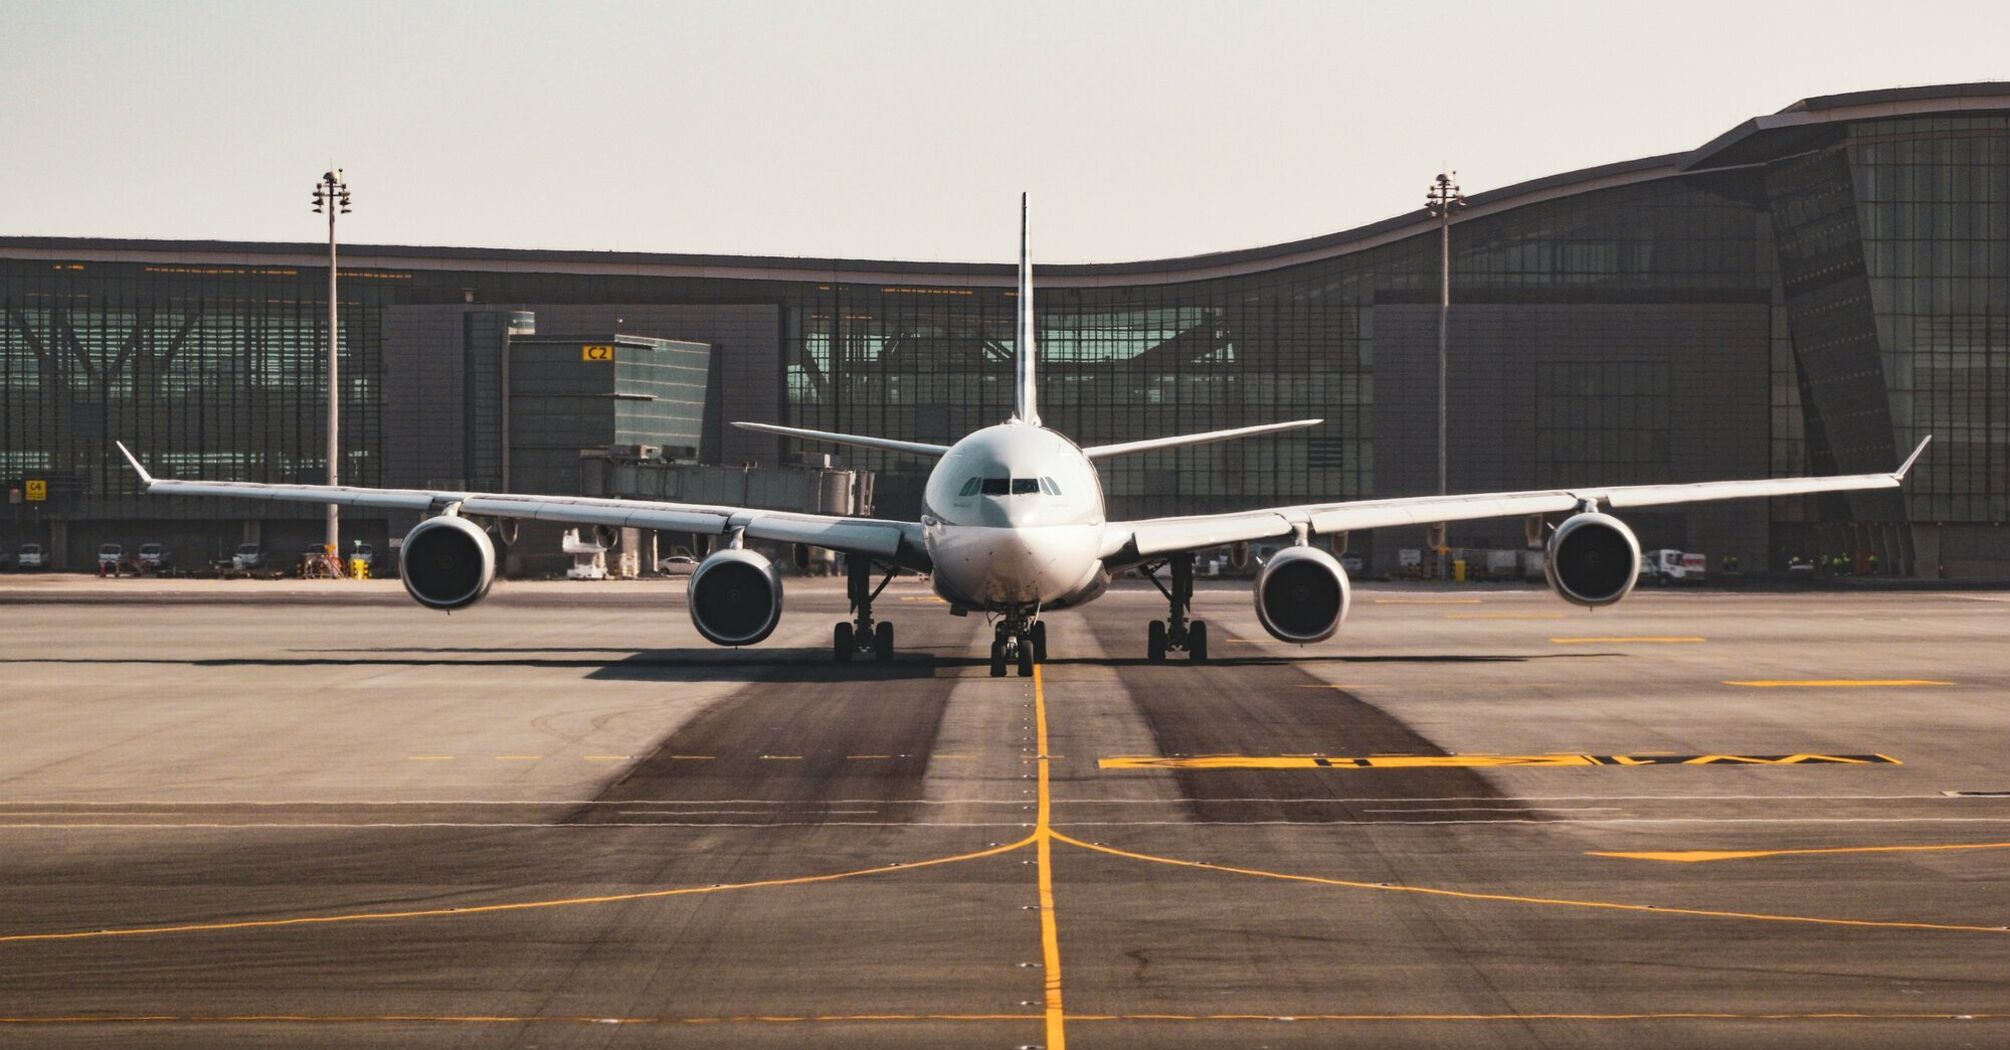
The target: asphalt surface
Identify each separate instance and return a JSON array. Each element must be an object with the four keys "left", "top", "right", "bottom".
[{"left": 1, "top": 574, "right": 2008, "bottom": 1048}]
